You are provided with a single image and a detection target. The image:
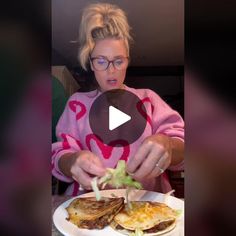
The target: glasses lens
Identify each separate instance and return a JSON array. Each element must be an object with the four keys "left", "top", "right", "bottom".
[
  {"left": 93, "top": 58, "right": 108, "bottom": 70},
  {"left": 114, "top": 58, "right": 127, "bottom": 70}
]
